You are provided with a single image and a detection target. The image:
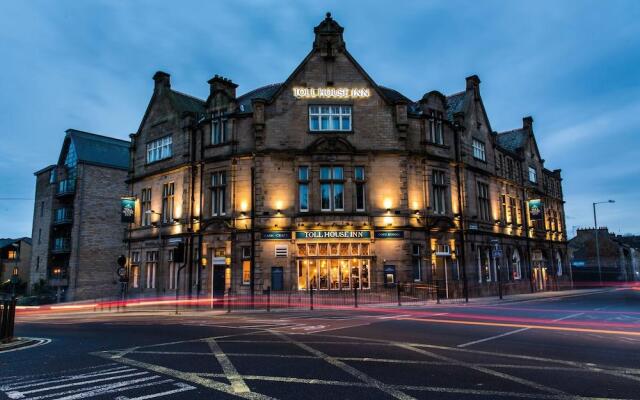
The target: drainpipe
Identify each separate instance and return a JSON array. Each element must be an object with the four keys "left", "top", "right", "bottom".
[{"left": 453, "top": 121, "right": 469, "bottom": 302}]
